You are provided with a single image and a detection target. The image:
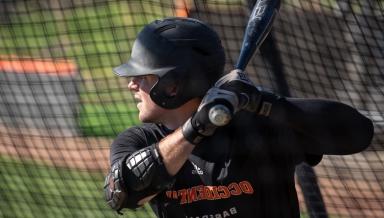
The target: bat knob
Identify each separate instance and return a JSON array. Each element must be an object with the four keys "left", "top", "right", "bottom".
[{"left": 208, "top": 104, "right": 232, "bottom": 126}]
